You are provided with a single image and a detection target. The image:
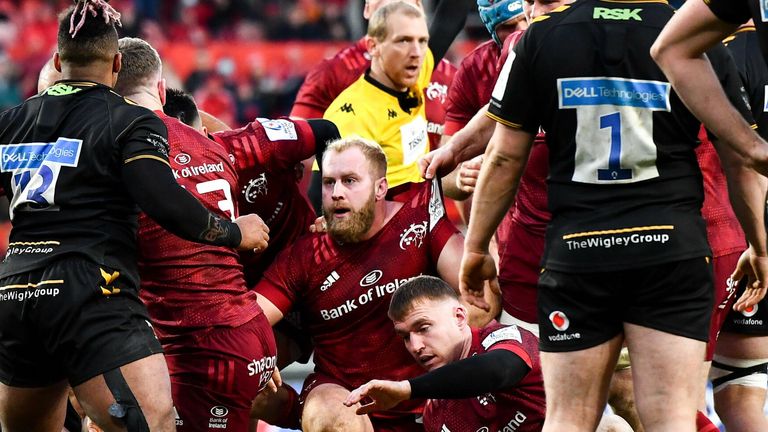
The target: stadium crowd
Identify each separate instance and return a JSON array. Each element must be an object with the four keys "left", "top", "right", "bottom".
[{"left": 1, "top": 0, "right": 768, "bottom": 432}]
